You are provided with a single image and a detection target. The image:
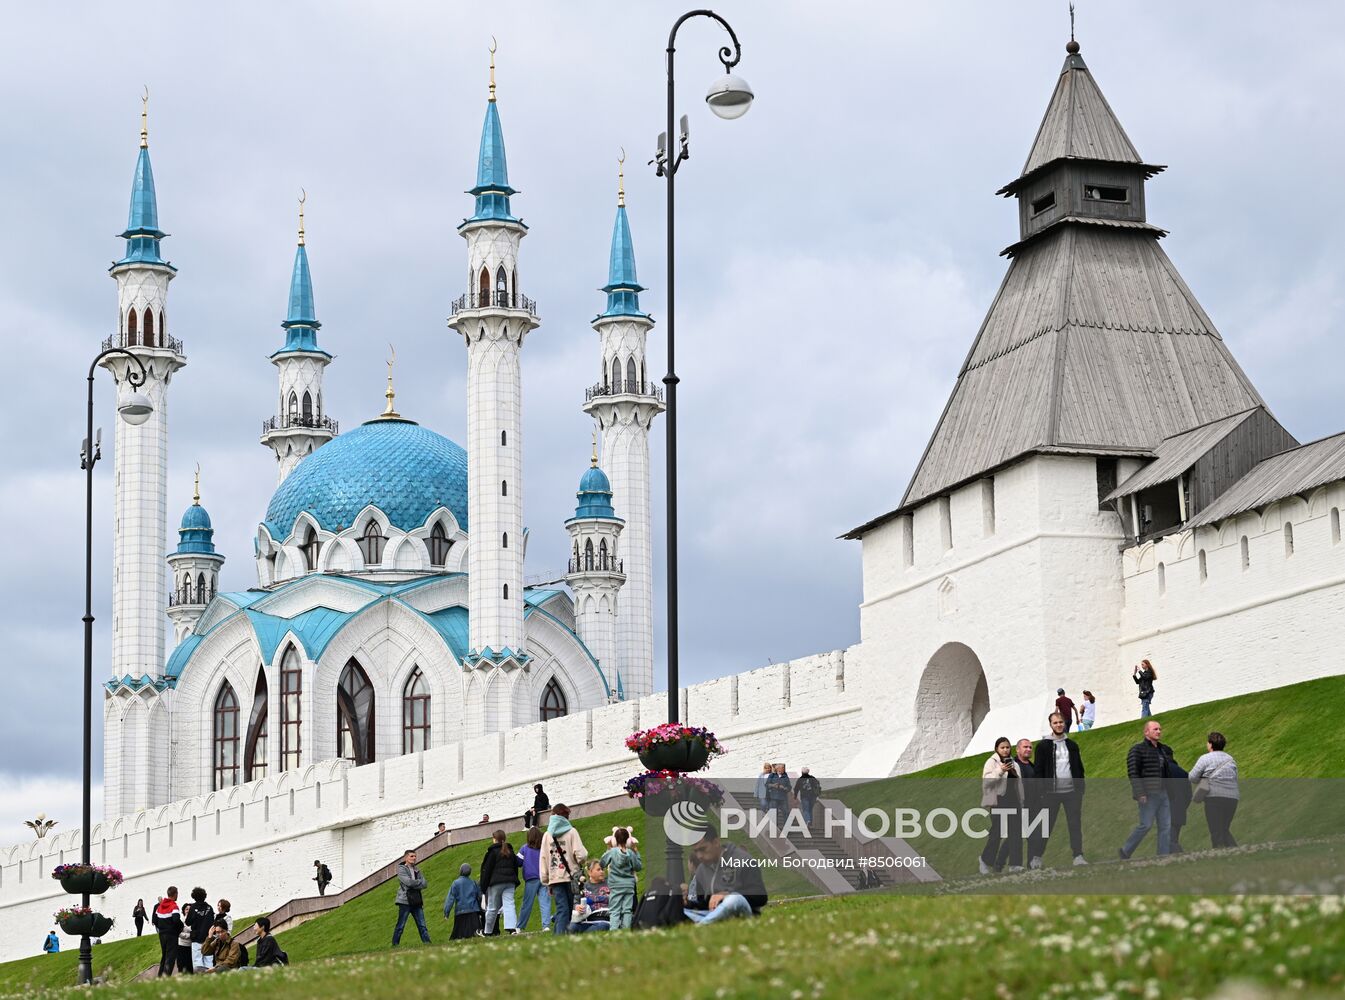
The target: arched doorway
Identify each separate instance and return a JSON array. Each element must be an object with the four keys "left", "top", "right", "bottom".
[{"left": 908, "top": 642, "right": 989, "bottom": 768}]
